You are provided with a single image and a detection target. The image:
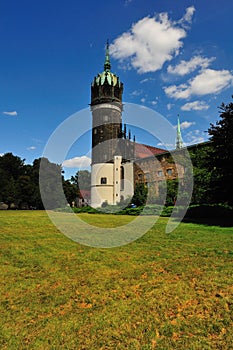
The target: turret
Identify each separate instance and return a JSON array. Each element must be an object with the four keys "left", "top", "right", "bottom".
[{"left": 91, "top": 41, "right": 123, "bottom": 106}]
